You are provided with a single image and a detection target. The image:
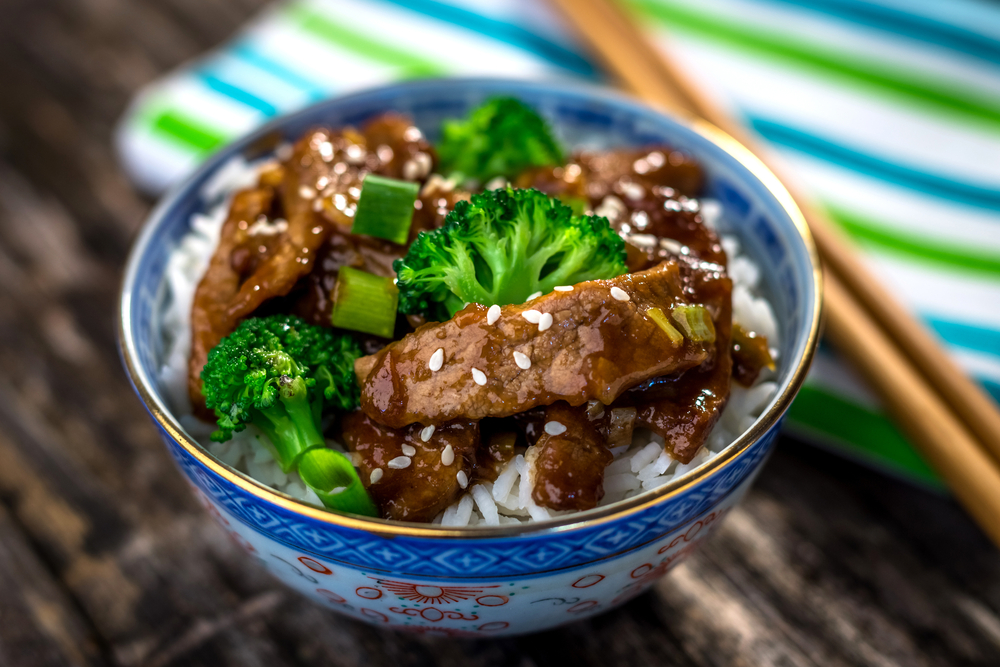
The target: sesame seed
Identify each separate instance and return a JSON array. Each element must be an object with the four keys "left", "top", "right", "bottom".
[
  {"left": 544, "top": 421, "right": 567, "bottom": 436},
  {"left": 387, "top": 456, "right": 411, "bottom": 469},
  {"left": 621, "top": 182, "right": 645, "bottom": 201},
  {"left": 628, "top": 233, "right": 657, "bottom": 248},
  {"left": 441, "top": 444, "right": 455, "bottom": 466},
  {"left": 554, "top": 285, "right": 574, "bottom": 292},
  {"left": 513, "top": 351, "right": 531, "bottom": 369},
  {"left": 487, "top": 304, "right": 501, "bottom": 325},
  {"left": 595, "top": 195, "right": 626, "bottom": 222},
  {"left": 471, "top": 368, "right": 487, "bottom": 385},
  {"left": 420, "top": 425, "right": 436, "bottom": 442},
  {"left": 401, "top": 444, "right": 416, "bottom": 457},
  {"left": 456, "top": 470, "right": 469, "bottom": 489},
  {"left": 376, "top": 144, "right": 394, "bottom": 163},
  {"left": 527, "top": 291, "right": 543, "bottom": 301},
  {"left": 484, "top": 176, "right": 507, "bottom": 190},
  {"left": 429, "top": 348, "right": 444, "bottom": 371},
  {"left": 402, "top": 159, "right": 420, "bottom": 181},
  {"left": 330, "top": 486, "right": 346, "bottom": 495},
  {"left": 345, "top": 144, "right": 366, "bottom": 164},
  {"left": 659, "top": 238, "right": 685, "bottom": 255},
  {"left": 414, "top": 152, "right": 432, "bottom": 176},
  {"left": 370, "top": 468, "right": 384, "bottom": 484},
  {"left": 538, "top": 313, "right": 554, "bottom": 331},
  {"left": 610, "top": 286, "right": 630, "bottom": 302},
  {"left": 522, "top": 310, "right": 542, "bottom": 324}
]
